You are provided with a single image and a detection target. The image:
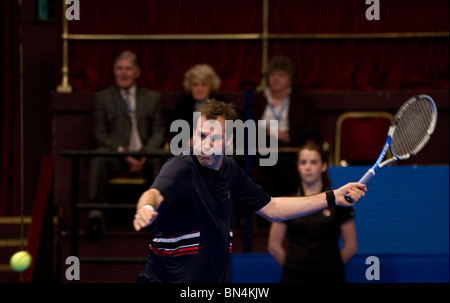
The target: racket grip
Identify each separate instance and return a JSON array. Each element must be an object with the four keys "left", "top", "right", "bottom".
[{"left": 344, "top": 170, "right": 374, "bottom": 203}]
